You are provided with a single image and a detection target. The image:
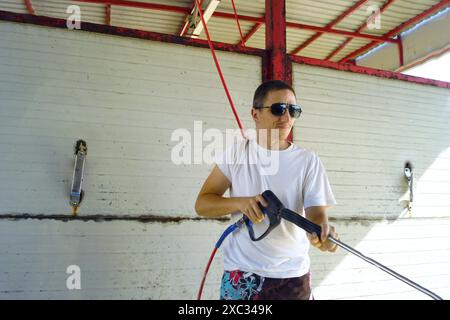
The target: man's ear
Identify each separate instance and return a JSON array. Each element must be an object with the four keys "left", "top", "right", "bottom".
[{"left": 251, "top": 107, "right": 259, "bottom": 122}]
